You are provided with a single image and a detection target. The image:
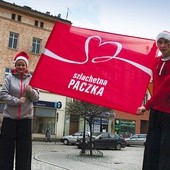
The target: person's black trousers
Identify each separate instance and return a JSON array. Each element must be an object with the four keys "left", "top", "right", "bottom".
[
  {"left": 143, "top": 109, "right": 170, "bottom": 170},
  {"left": 0, "top": 118, "right": 32, "bottom": 170}
]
